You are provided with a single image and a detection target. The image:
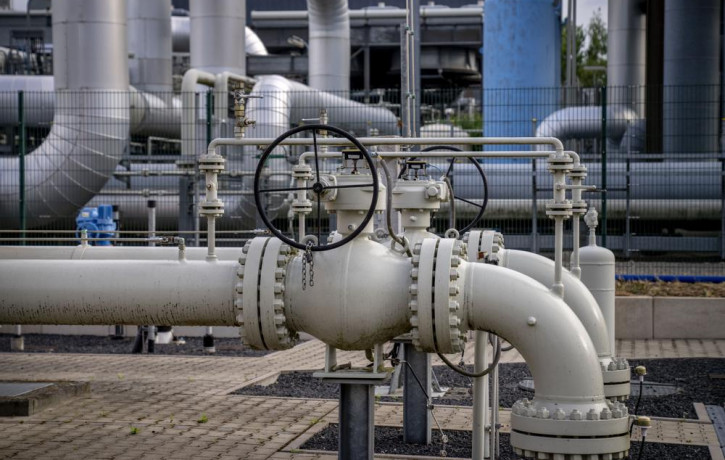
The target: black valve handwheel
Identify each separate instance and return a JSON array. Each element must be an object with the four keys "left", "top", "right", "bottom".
[
  {"left": 398, "top": 146, "right": 488, "bottom": 234},
  {"left": 253, "top": 124, "right": 379, "bottom": 251}
]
